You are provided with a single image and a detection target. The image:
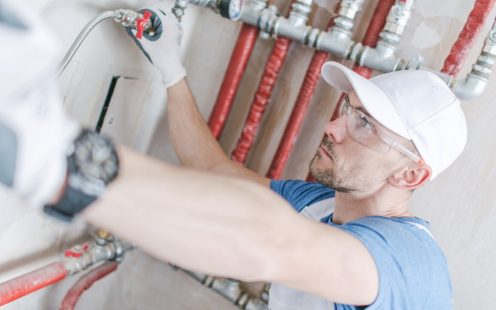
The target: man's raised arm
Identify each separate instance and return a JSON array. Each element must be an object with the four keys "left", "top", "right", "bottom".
[{"left": 127, "top": 3, "right": 269, "bottom": 186}]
